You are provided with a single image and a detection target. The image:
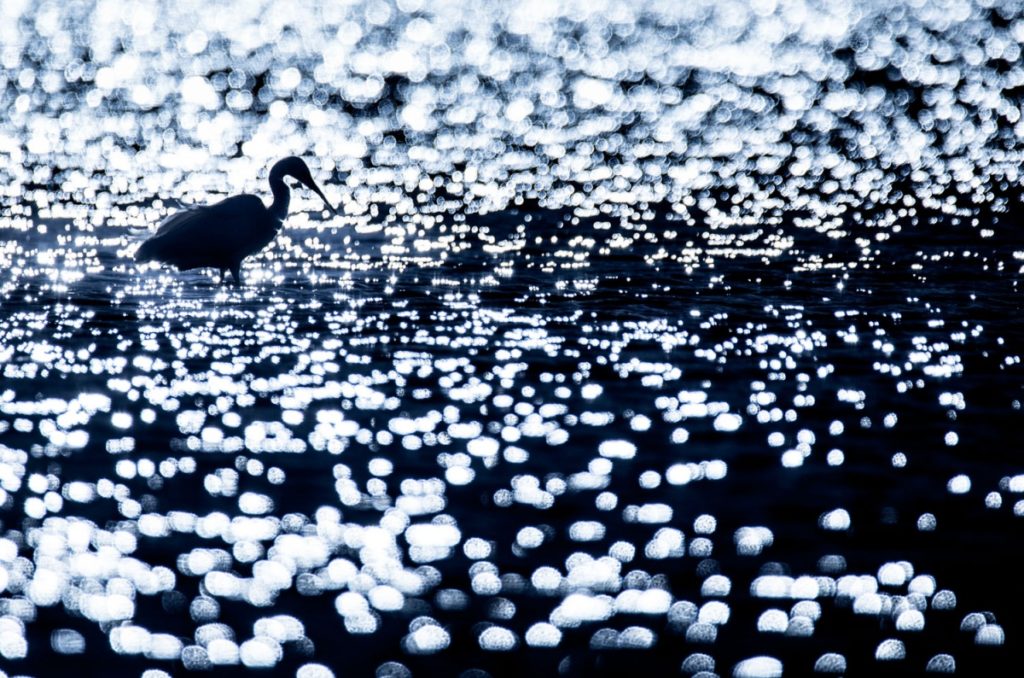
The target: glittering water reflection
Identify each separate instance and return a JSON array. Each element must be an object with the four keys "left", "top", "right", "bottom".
[{"left": 2, "top": 0, "right": 1024, "bottom": 676}]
